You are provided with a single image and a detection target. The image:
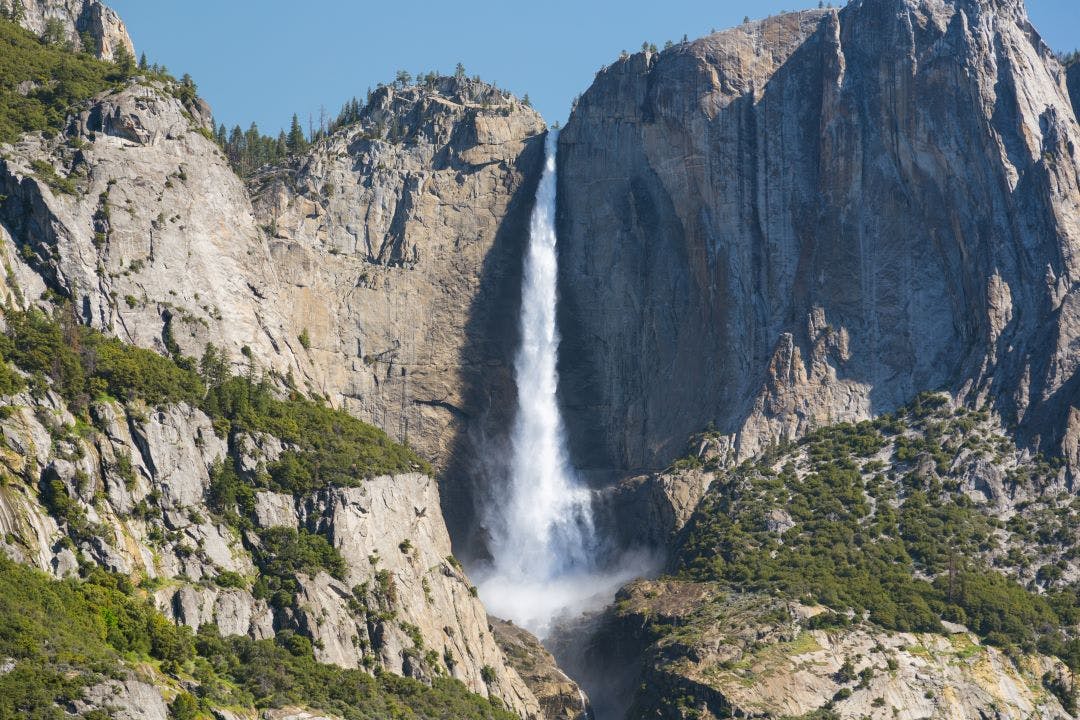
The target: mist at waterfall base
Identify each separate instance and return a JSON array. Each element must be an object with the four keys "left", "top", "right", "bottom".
[{"left": 475, "top": 131, "right": 653, "bottom": 640}]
